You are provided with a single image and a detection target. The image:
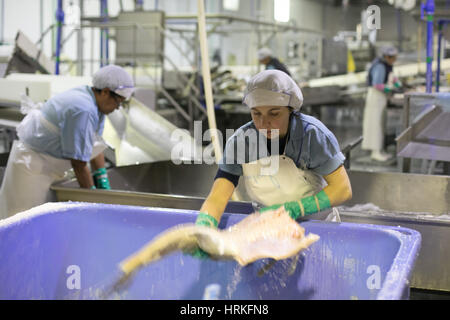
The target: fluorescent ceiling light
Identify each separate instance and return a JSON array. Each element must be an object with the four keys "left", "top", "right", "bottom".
[
  {"left": 274, "top": 0, "right": 290, "bottom": 23},
  {"left": 223, "top": 0, "right": 240, "bottom": 11}
]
